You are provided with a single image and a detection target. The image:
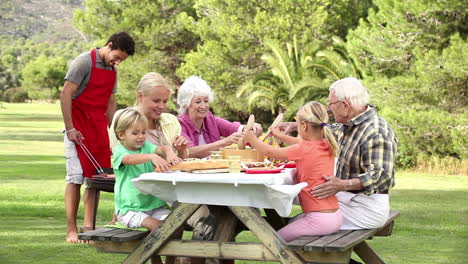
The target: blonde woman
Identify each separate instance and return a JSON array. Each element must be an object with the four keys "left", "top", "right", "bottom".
[{"left": 110, "top": 72, "right": 188, "bottom": 157}]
